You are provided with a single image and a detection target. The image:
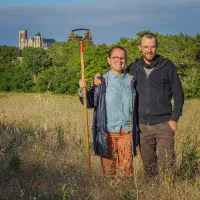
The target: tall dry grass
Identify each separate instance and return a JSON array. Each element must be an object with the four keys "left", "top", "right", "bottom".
[{"left": 0, "top": 93, "right": 200, "bottom": 200}]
